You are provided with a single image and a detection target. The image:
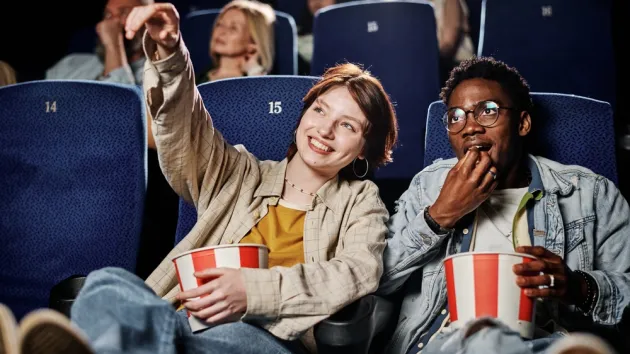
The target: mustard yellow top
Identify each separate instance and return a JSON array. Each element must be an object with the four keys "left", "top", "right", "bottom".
[{"left": 240, "top": 199, "right": 307, "bottom": 268}]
